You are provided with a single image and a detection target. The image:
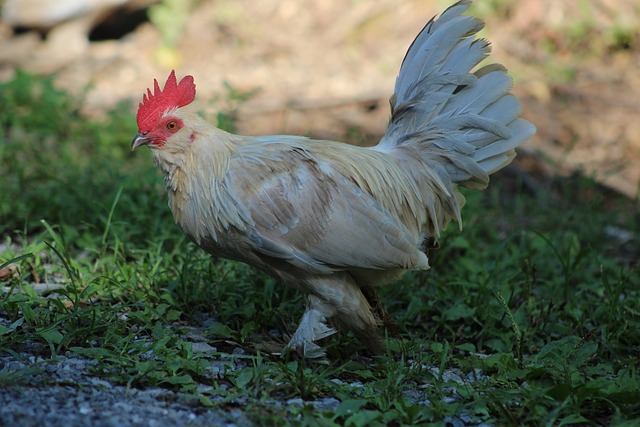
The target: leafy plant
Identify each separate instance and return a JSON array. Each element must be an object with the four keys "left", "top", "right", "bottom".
[{"left": 0, "top": 70, "right": 639, "bottom": 425}]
